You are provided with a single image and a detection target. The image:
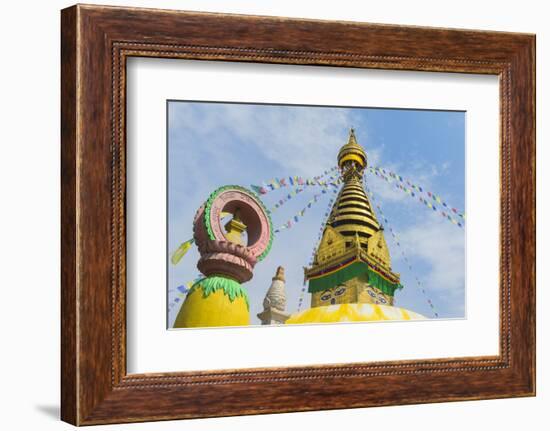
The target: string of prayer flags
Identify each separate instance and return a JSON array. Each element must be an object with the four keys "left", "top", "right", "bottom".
[
  {"left": 274, "top": 189, "right": 330, "bottom": 233},
  {"left": 251, "top": 167, "right": 340, "bottom": 195},
  {"left": 168, "top": 276, "right": 202, "bottom": 311},
  {"left": 367, "top": 166, "right": 465, "bottom": 228},
  {"left": 417, "top": 196, "right": 464, "bottom": 227},
  {"left": 177, "top": 284, "right": 190, "bottom": 294},
  {"left": 369, "top": 165, "right": 465, "bottom": 219},
  {"left": 364, "top": 180, "right": 439, "bottom": 318},
  {"left": 268, "top": 171, "right": 341, "bottom": 212},
  {"left": 270, "top": 187, "right": 305, "bottom": 211}
]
